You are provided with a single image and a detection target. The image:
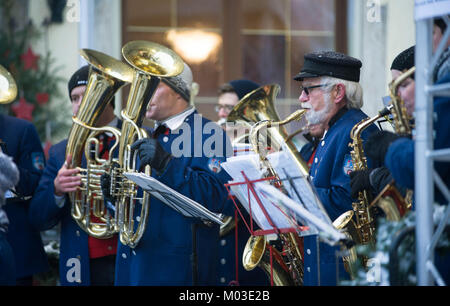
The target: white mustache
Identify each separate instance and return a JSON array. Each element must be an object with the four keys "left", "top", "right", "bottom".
[{"left": 301, "top": 102, "right": 312, "bottom": 109}]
